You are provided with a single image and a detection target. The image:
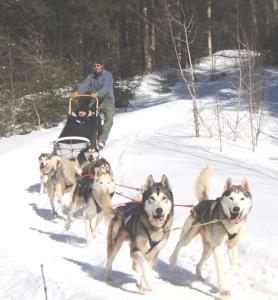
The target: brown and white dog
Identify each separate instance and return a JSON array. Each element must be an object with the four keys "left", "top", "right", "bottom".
[
  {"left": 169, "top": 165, "right": 252, "bottom": 297},
  {"left": 38, "top": 153, "right": 52, "bottom": 194}
]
